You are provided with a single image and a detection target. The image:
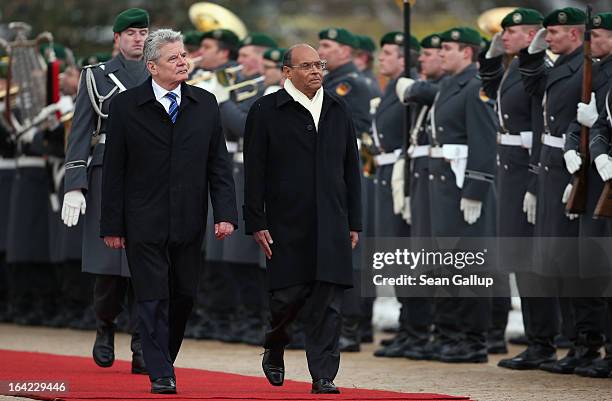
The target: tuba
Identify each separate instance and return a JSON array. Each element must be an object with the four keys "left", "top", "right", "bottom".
[
  {"left": 188, "top": 65, "right": 264, "bottom": 102},
  {"left": 188, "top": 2, "right": 248, "bottom": 39},
  {"left": 477, "top": 7, "right": 518, "bottom": 36}
]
